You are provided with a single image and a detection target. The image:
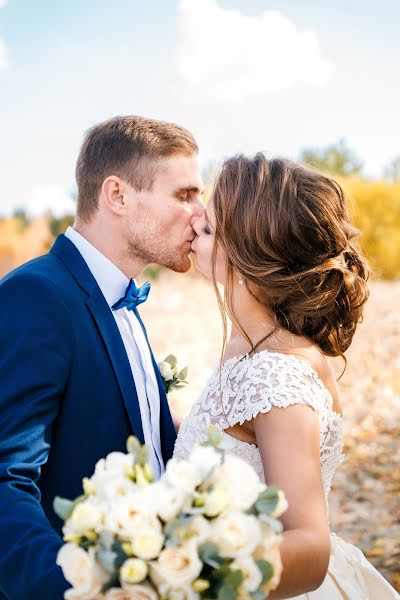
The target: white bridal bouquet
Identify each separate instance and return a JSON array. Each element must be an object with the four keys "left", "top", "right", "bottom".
[{"left": 55, "top": 428, "right": 287, "bottom": 600}]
